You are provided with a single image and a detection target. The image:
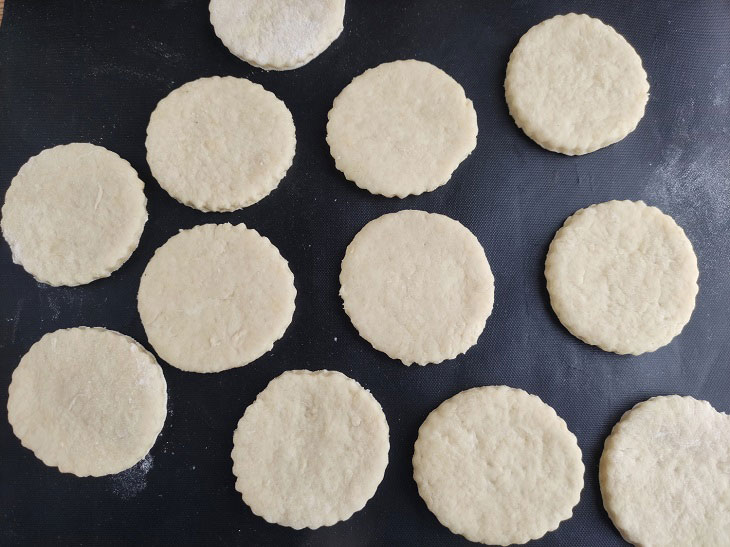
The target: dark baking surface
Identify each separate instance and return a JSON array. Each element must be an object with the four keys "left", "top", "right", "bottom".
[{"left": 1, "top": 1, "right": 729, "bottom": 545}]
